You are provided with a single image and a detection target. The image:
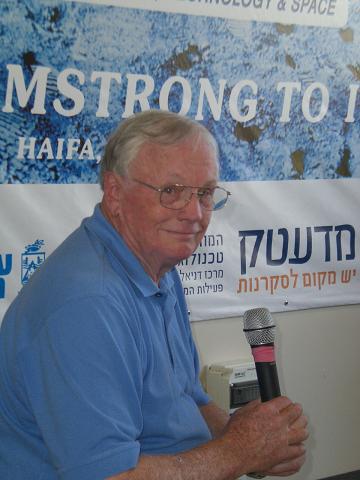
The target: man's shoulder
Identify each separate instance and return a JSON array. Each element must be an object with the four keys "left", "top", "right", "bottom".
[
  {"left": 33, "top": 225, "right": 105, "bottom": 296},
  {"left": 12, "top": 221, "right": 126, "bottom": 322}
]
